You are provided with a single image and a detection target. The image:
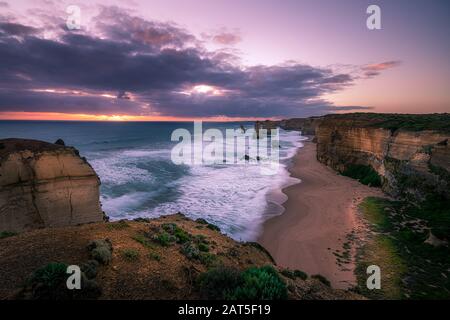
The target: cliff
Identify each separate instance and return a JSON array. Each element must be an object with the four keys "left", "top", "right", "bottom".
[
  {"left": 256, "top": 117, "right": 322, "bottom": 135},
  {"left": 315, "top": 115, "right": 450, "bottom": 200},
  {"left": 0, "top": 139, "right": 104, "bottom": 233},
  {"left": 258, "top": 113, "right": 450, "bottom": 200}
]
